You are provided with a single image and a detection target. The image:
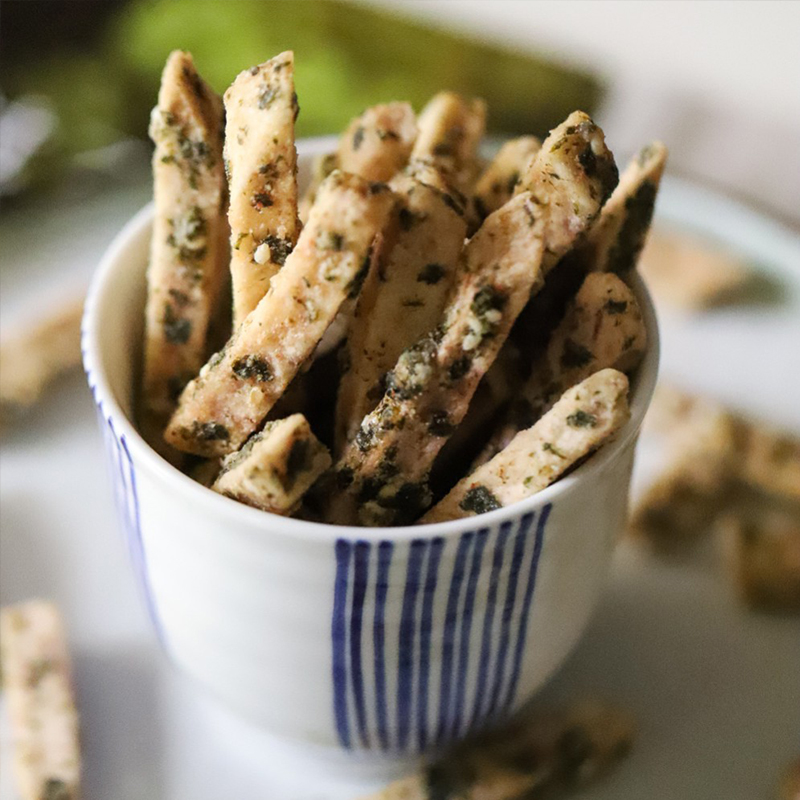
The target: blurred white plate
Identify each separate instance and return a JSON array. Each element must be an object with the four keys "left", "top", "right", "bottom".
[{"left": 1, "top": 174, "right": 798, "bottom": 800}]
